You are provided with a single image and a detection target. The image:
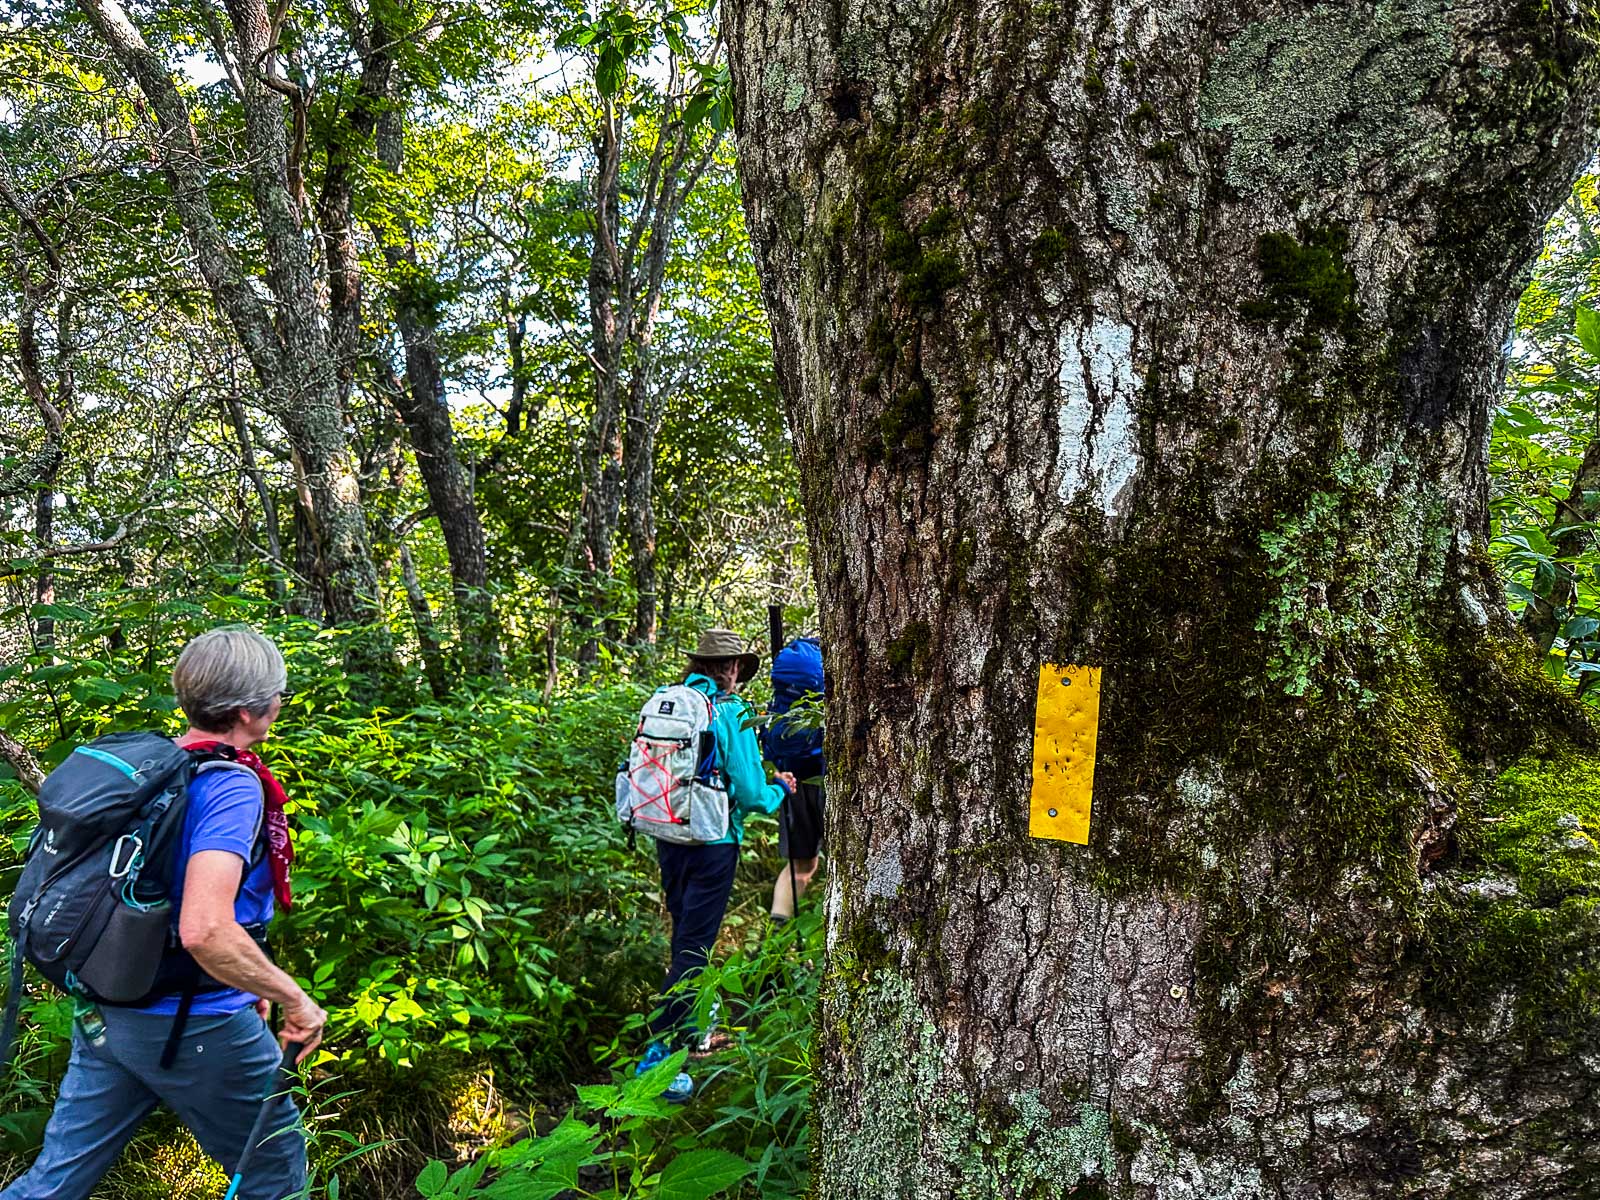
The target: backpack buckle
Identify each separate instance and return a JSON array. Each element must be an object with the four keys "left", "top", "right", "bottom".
[{"left": 109, "top": 834, "right": 143, "bottom": 879}]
